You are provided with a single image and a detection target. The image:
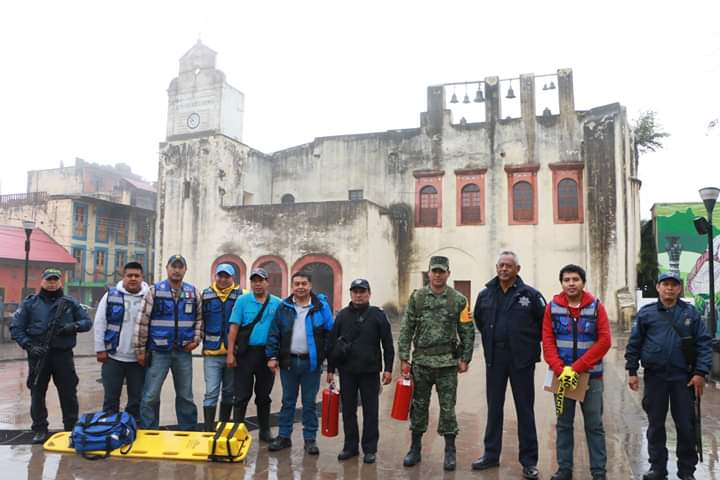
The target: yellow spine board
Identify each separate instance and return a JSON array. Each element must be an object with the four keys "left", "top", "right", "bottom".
[{"left": 43, "top": 423, "right": 252, "bottom": 463}]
